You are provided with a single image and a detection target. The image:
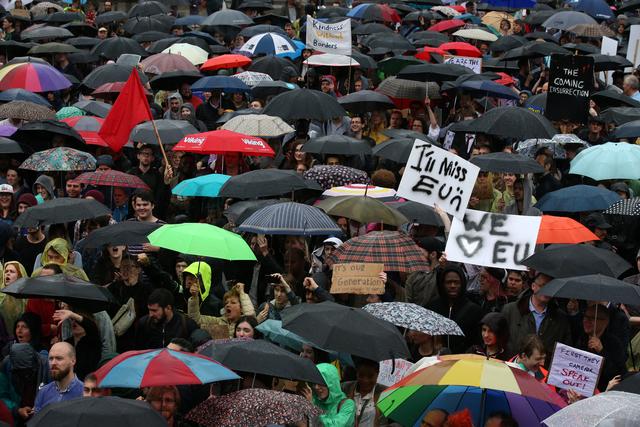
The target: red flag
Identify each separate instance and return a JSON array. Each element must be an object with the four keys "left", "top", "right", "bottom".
[{"left": 98, "top": 69, "right": 153, "bottom": 152}]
